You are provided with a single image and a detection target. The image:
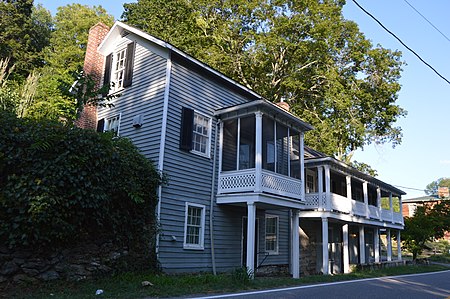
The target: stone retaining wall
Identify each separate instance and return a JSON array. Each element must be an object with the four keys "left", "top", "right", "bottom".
[{"left": 0, "top": 241, "right": 151, "bottom": 285}]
